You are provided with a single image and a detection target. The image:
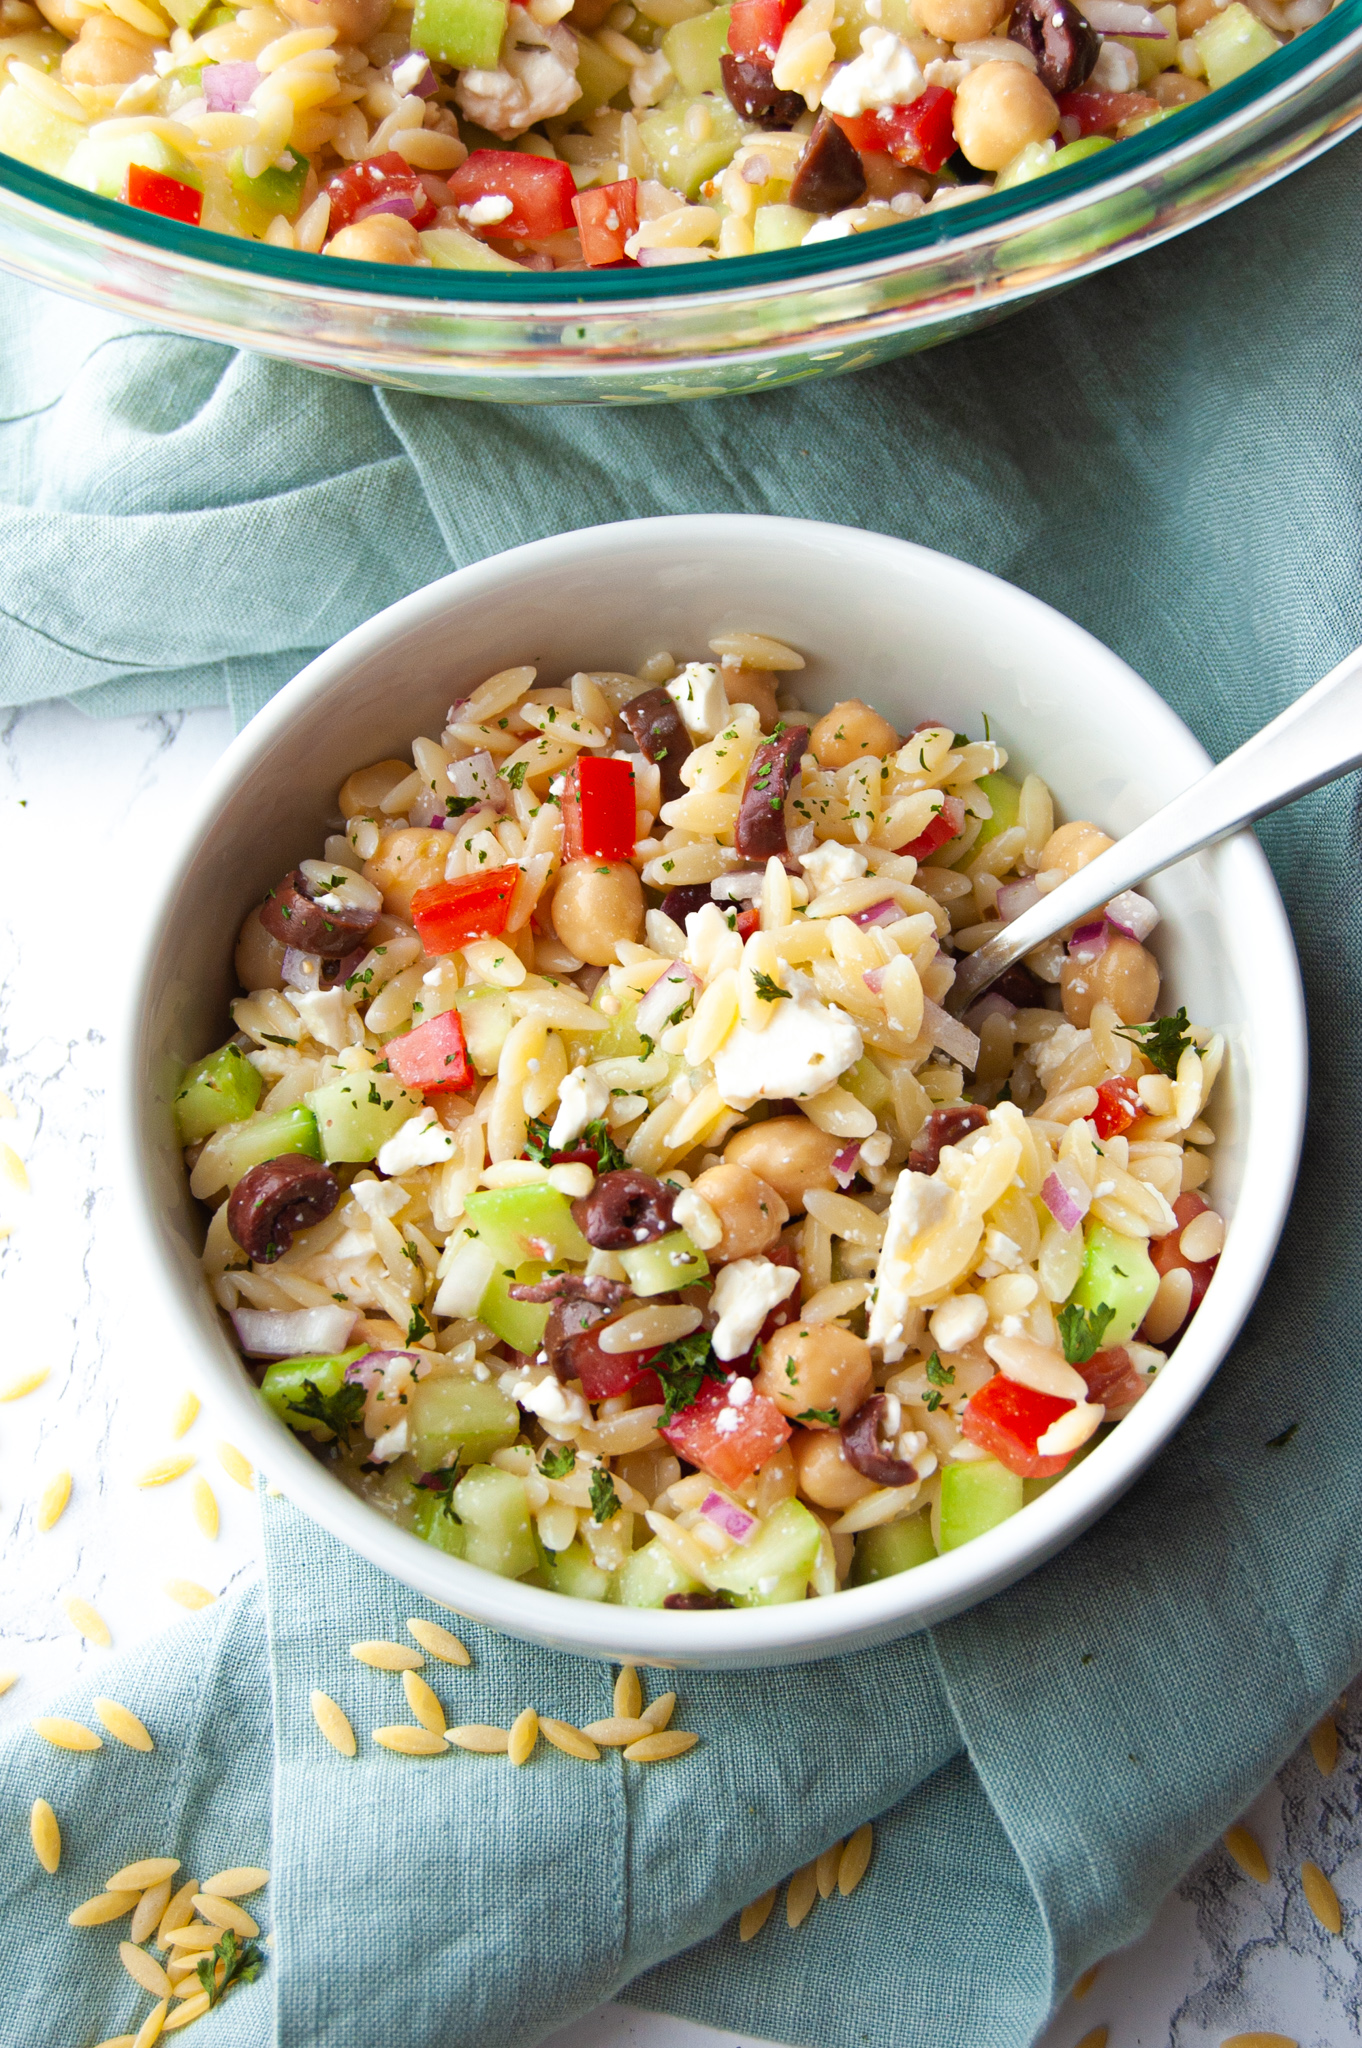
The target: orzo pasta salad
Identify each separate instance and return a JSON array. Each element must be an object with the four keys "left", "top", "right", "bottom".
[
  {"left": 179, "top": 633, "right": 1225, "bottom": 1607},
  {"left": 0, "top": 0, "right": 1310, "bottom": 267}
]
